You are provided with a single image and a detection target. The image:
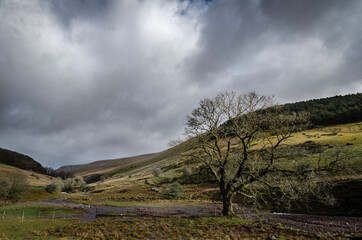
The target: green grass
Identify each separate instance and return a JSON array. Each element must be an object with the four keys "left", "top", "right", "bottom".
[
  {"left": 0, "top": 188, "right": 65, "bottom": 206},
  {"left": 101, "top": 200, "right": 213, "bottom": 207},
  {"left": 0, "top": 205, "right": 81, "bottom": 220},
  {"left": 19, "top": 188, "right": 63, "bottom": 203},
  {"left": 0, "top": 219, "right": 73, "bottom": 240}
]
